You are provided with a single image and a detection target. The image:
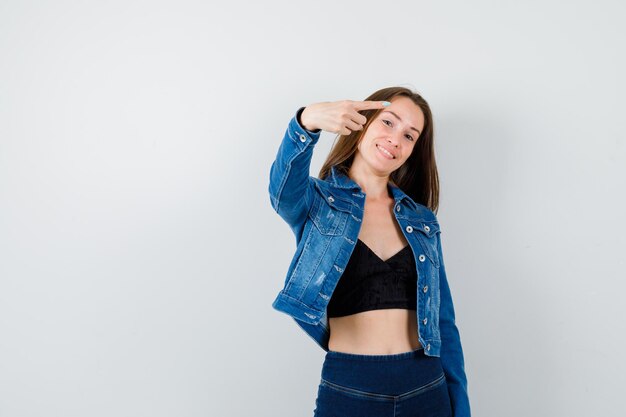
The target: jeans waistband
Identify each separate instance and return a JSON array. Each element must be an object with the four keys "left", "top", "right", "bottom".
[{"left": 325, "top": 346, "right": 424, "bottom": 362}]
